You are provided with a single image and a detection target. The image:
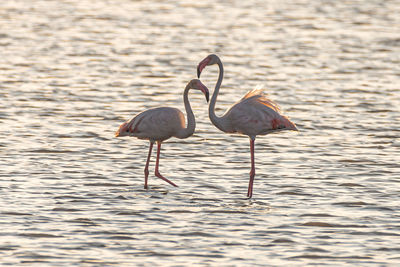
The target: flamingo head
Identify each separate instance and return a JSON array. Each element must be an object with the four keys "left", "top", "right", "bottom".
[
  {"left": 187, "top": 79, "right": 210, "bottom": 102},
  {"left": 115, "top": 121, "right": 130, "bottom": 137},
  {"left": 197, "top": 54, "right": 220, "bottom": 78}
]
